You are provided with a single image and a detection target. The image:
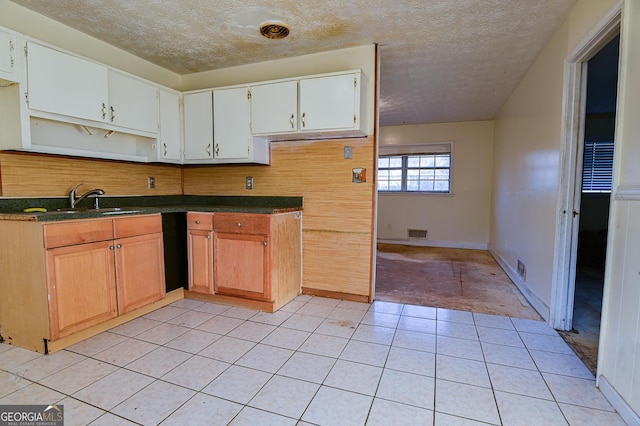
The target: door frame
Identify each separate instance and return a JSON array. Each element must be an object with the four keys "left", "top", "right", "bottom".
[{"left": 550, "top": 1, "right": 621, "bottom": 331}]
